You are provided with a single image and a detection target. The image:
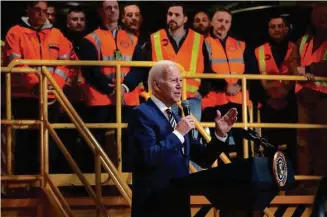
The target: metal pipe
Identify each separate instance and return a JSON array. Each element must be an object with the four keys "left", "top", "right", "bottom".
[
  {"left": 1, "top": 175, "right": 42, "bottom": 181},
  {"left": 44, "top": 174, "right": 75, "bottom": 217},
  {"left": 242, "top": 78, "right": 249, "bottom": 159},
  {"left": 50, "top": 123, "right": 128, "bottom": 129},
  {"left": 39, "top": 74, "right": 45, "bottom": 187},
  {"left": 4, "top": 62, "right": 327, "bottom": 82},
  {"left": 42, "top": 70, "right": 49, "bottom": 175},
  {"left": 116, "top": 64, "right": 122, "bottom": 172},
  {"left": 95, "top": 152, "right": 102, "bottom": 217},
  {"left": 6, "top": 67, "right": 12, "bottom": 175},
  {"left": 182, "top": 73, "right": 327, "bottom": 81},
  {"left": 295, "top": 175, "right": 322, "bottom": 181},
  {"left": 1, "top": 120, "right": 42, "bottom": 125},
  {"left": 6, "top": 121, "right": 325, "bottom": 130},
  {"left": 199, "top": 122, "right": 327, "bottom": 129},
  {"left": 44, "top": 187, "right": 71, "bottom": 217}
]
